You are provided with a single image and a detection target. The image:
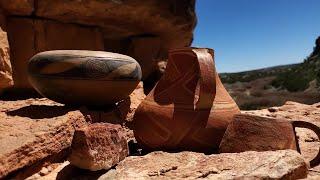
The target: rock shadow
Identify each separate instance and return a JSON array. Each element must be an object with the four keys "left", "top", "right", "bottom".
[
  {"left": 80, "top": 97, "right": 131, "bottom": 127},
  {"left": 0, "top": 88, "right": 42, "bottom": 100},
  {"left": 6, "top": 105, "right": 74, "bottom": 119},
  {"left": 56, "top": 164, "right": 109, "bottom": 180}
]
